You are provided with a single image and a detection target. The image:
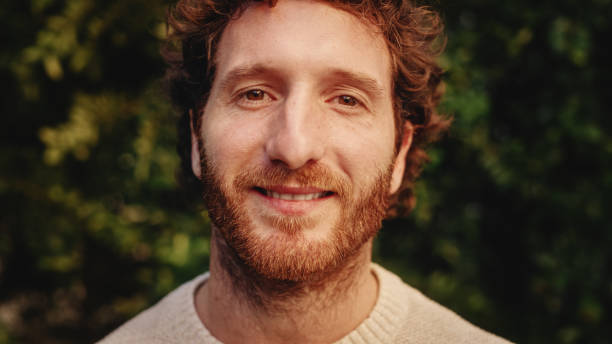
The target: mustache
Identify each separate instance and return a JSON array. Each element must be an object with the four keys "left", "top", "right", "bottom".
[{"left": 233, "top": 164, "right": 351, "bottom": 197}]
